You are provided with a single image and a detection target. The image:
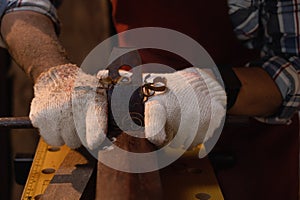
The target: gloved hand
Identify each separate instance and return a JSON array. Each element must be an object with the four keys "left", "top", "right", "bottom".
[
  {"left": 144, "top": 67, "right": 226, "bottom": 151},
  {"left": 29, "top": 64, "right": 107, "bottom": 149}
]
